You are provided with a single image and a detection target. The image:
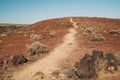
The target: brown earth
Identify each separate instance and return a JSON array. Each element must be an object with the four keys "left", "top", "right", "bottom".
[
  {"left": 0, "top": 17, "right": 120, "bottom": 80},
  {"left": 0, "top": 17, "right": 72, "bottom": 61}
]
